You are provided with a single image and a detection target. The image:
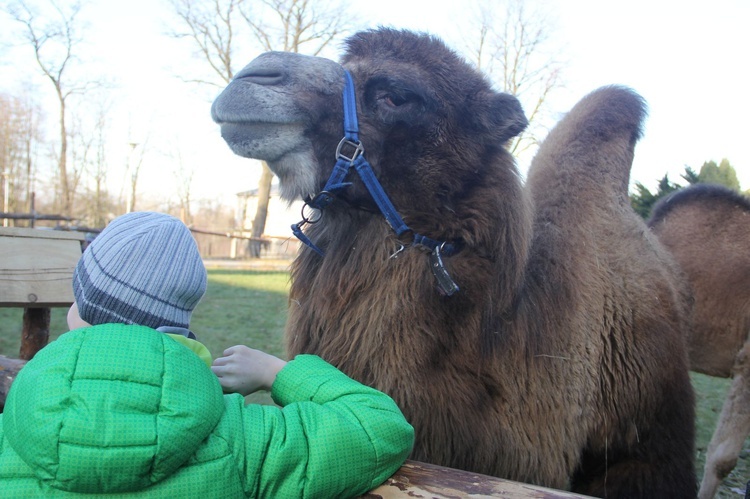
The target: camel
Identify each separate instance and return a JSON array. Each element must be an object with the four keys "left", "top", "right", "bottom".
[
  {"left": 212, "top": 29, "right": 696, "bottom": 497},
  {"left": 648, "top": 184, "right": 750, "bottom": 499}
]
